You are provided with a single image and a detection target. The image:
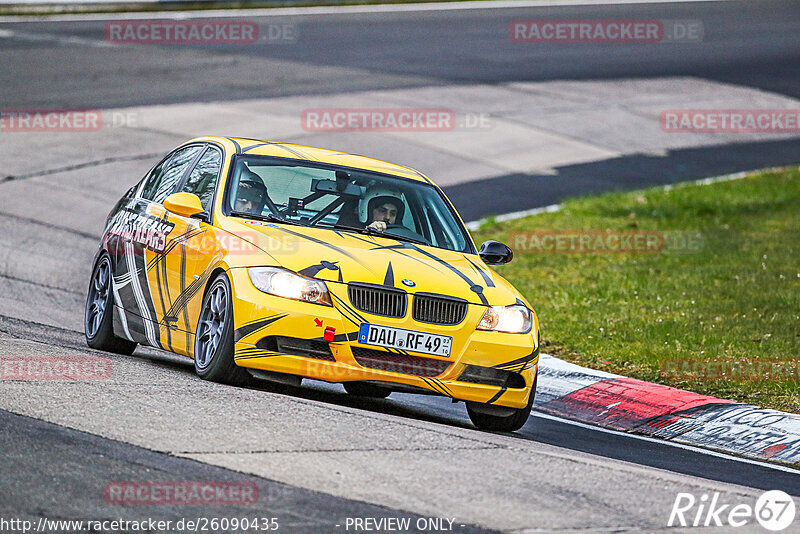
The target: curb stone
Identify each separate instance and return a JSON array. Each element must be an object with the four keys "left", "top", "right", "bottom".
[{"left": 535, "top": 354, "right": 800, "bottom": 468}]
